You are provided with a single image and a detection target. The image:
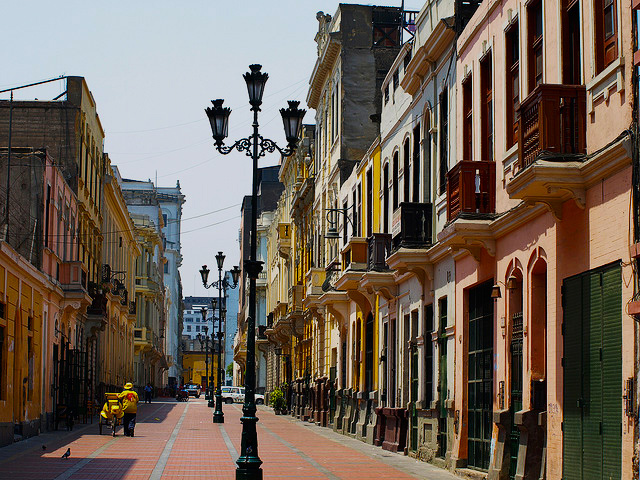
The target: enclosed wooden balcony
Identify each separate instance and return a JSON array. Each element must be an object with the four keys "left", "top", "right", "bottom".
[
  {"left": 367, "top": 233, "right": 392, "bottom": 271},
  {"left": 518, "top": 84, "right": 586, "bottom": 169},
  {"left": 391, "top": 202, "right": 433, "bottom": 250},
  {"left": 446, "top": 161, "right": 496, "bottom": 222}
]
